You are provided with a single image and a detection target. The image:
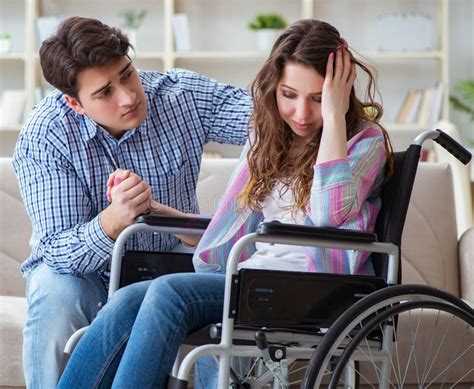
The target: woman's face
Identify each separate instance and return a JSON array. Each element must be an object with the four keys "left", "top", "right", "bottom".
[{"left": 276, "top": 62, "right": 324, "bottom": 145}]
